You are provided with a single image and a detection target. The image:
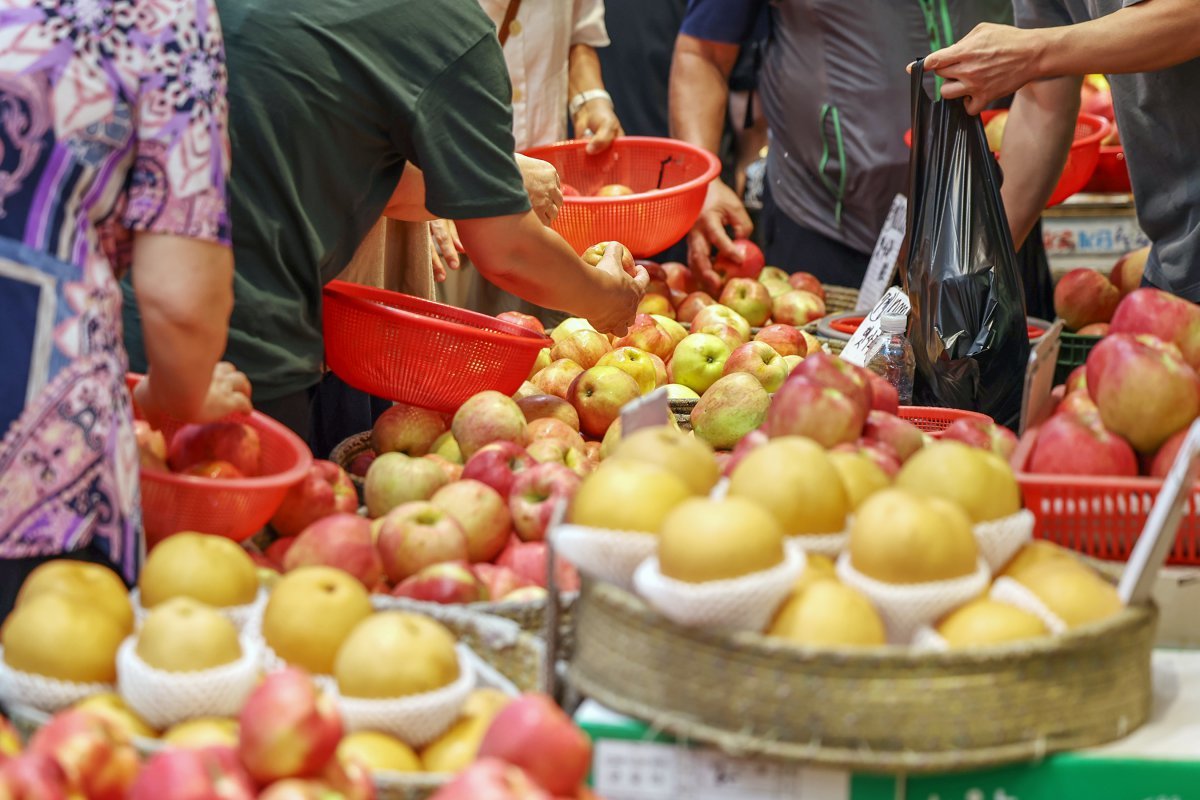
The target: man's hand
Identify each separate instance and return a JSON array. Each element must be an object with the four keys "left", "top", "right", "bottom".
[
  {"left": 572, "top": 97, "right": 623, "bottom": 155},
  {"left": 135, "top": 361, "right": 252, "bottom": 429},
  {"left": 921, "top": 23, "right": 1051, "bottom": 114},
  {"left": 429, "top": 218, "right": 462, "bottom": 282},
  {"left": 587, "top": 243, "right": 649, "bottom": 336},
  {"left": 687, "top": 179, "right": 753, "bottom": 294},
  {"left": 515, "top": 154, "right": 564, "bottom": 228}
]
